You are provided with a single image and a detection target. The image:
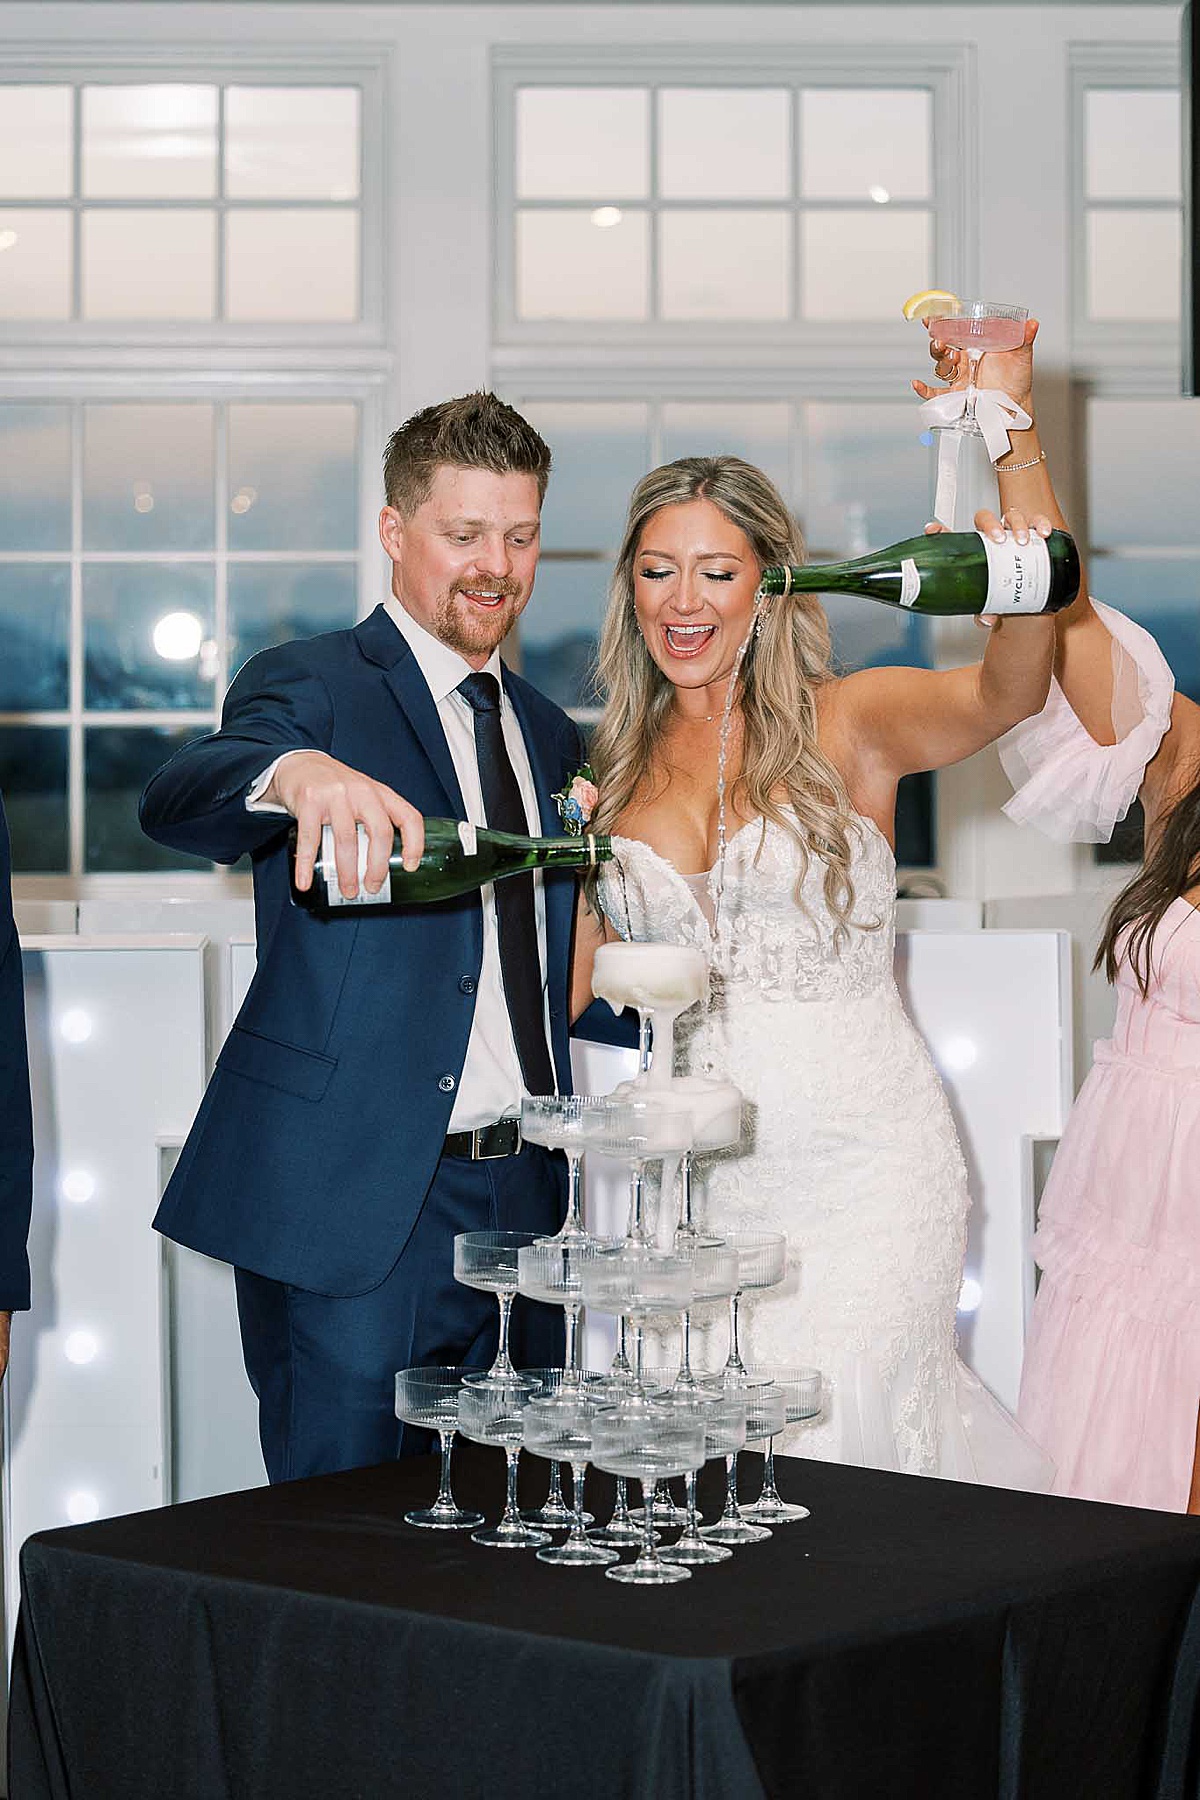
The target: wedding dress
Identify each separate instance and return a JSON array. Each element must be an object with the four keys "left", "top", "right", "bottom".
[{"left": 599, "top": 814, "right": 1052, "bottom": 1489}]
